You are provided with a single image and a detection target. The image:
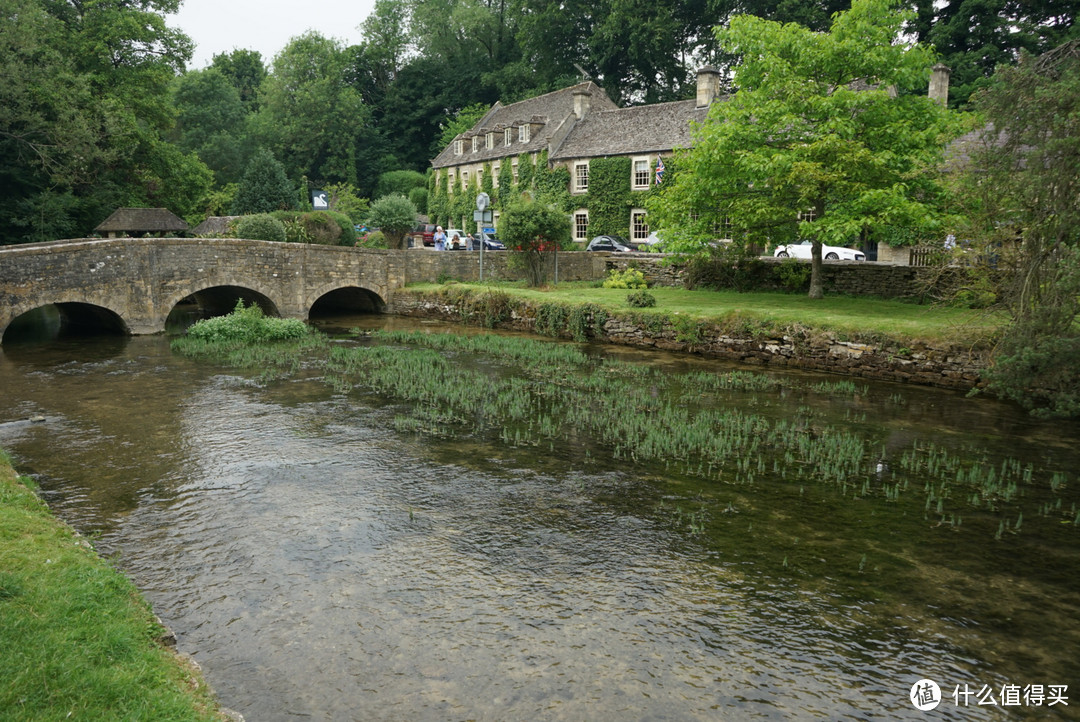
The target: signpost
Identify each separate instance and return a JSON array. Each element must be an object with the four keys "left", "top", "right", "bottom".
[{"left": 475, "top": 194, "right": 491, "bottom": 280}]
